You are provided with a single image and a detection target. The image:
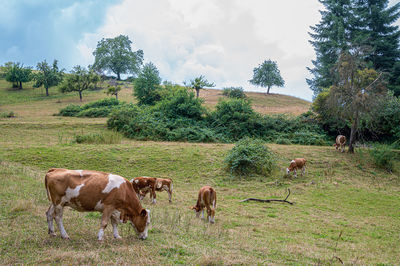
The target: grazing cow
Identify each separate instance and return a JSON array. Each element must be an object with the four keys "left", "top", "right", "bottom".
[
  {"left": 45, "top": 168, "right": 150, "bottom": 240},
  {"left": 190, "top": 186, "right": 216, "bottom": 223},
  {"left": 334, "top": 135, "right": 347, "bottom": 153},
  {"left": 139, "top": 178, "right": 173, "bottom": 203},
  {"left": 130, "top": 177, "right": 157, "bottom": 204},
  {"left": 286, "top": 158, "right": 307, "bottom": 178}
]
